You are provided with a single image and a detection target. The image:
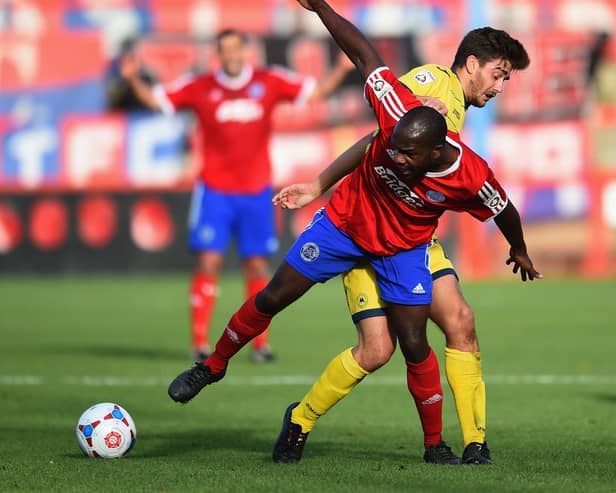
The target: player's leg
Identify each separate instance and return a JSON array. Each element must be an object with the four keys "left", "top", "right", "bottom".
[
  {"left": 243, "top": 256, "right": 275, "bottom": 361},
  {"left": 372, "top": 246, "right": 460, "bottom": 464},
  {"left": 236, "top": 186, "right": 280, "bottom": 362},
  {"left": 187, "top": 182, "right": 233, "bottom": 361},
  {"left": 168, "top": 208, "right": 360, "bottom": 404},
  {"left": 429, "top": 244, "right": 491, "bottom": 464},
  {"left": 274, "top": 265, "right": 394, "bottom": 463},
  {"left": 169, "top": 261, "right": 315, "bottom": 404}
]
